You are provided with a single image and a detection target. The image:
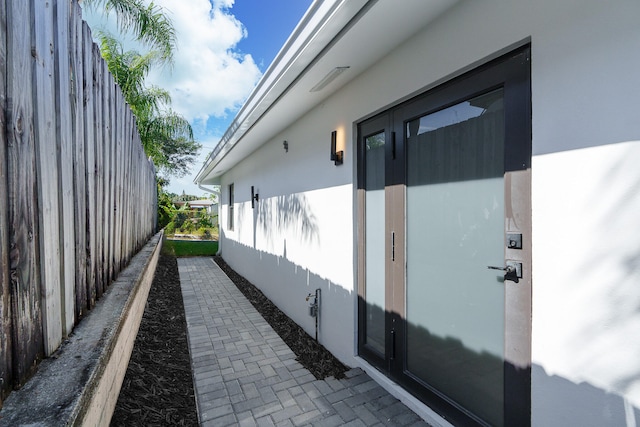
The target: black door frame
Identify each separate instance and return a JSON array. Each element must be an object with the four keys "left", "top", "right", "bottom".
[{"left": 357, "top": 45, "right": 531, "bottom": 427}]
